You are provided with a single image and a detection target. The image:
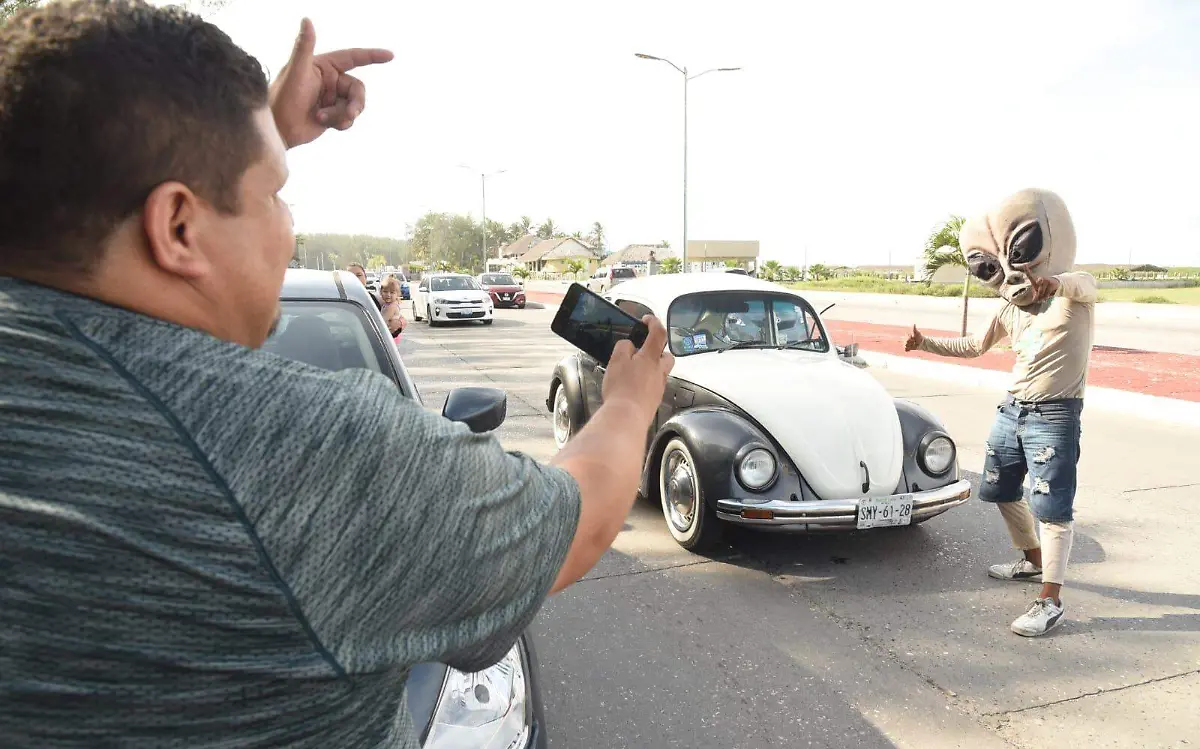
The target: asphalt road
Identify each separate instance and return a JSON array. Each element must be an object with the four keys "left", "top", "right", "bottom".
[{"left": 397, "top": 303, "right": 1200, "bottom": 749}]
